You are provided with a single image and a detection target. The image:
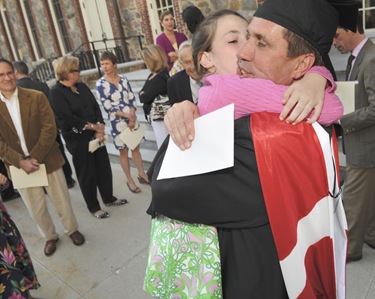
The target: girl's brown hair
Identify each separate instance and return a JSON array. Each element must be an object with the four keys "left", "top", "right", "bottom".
[{"left": 192, "top": 9, "right": 247, "bottom": 77}]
